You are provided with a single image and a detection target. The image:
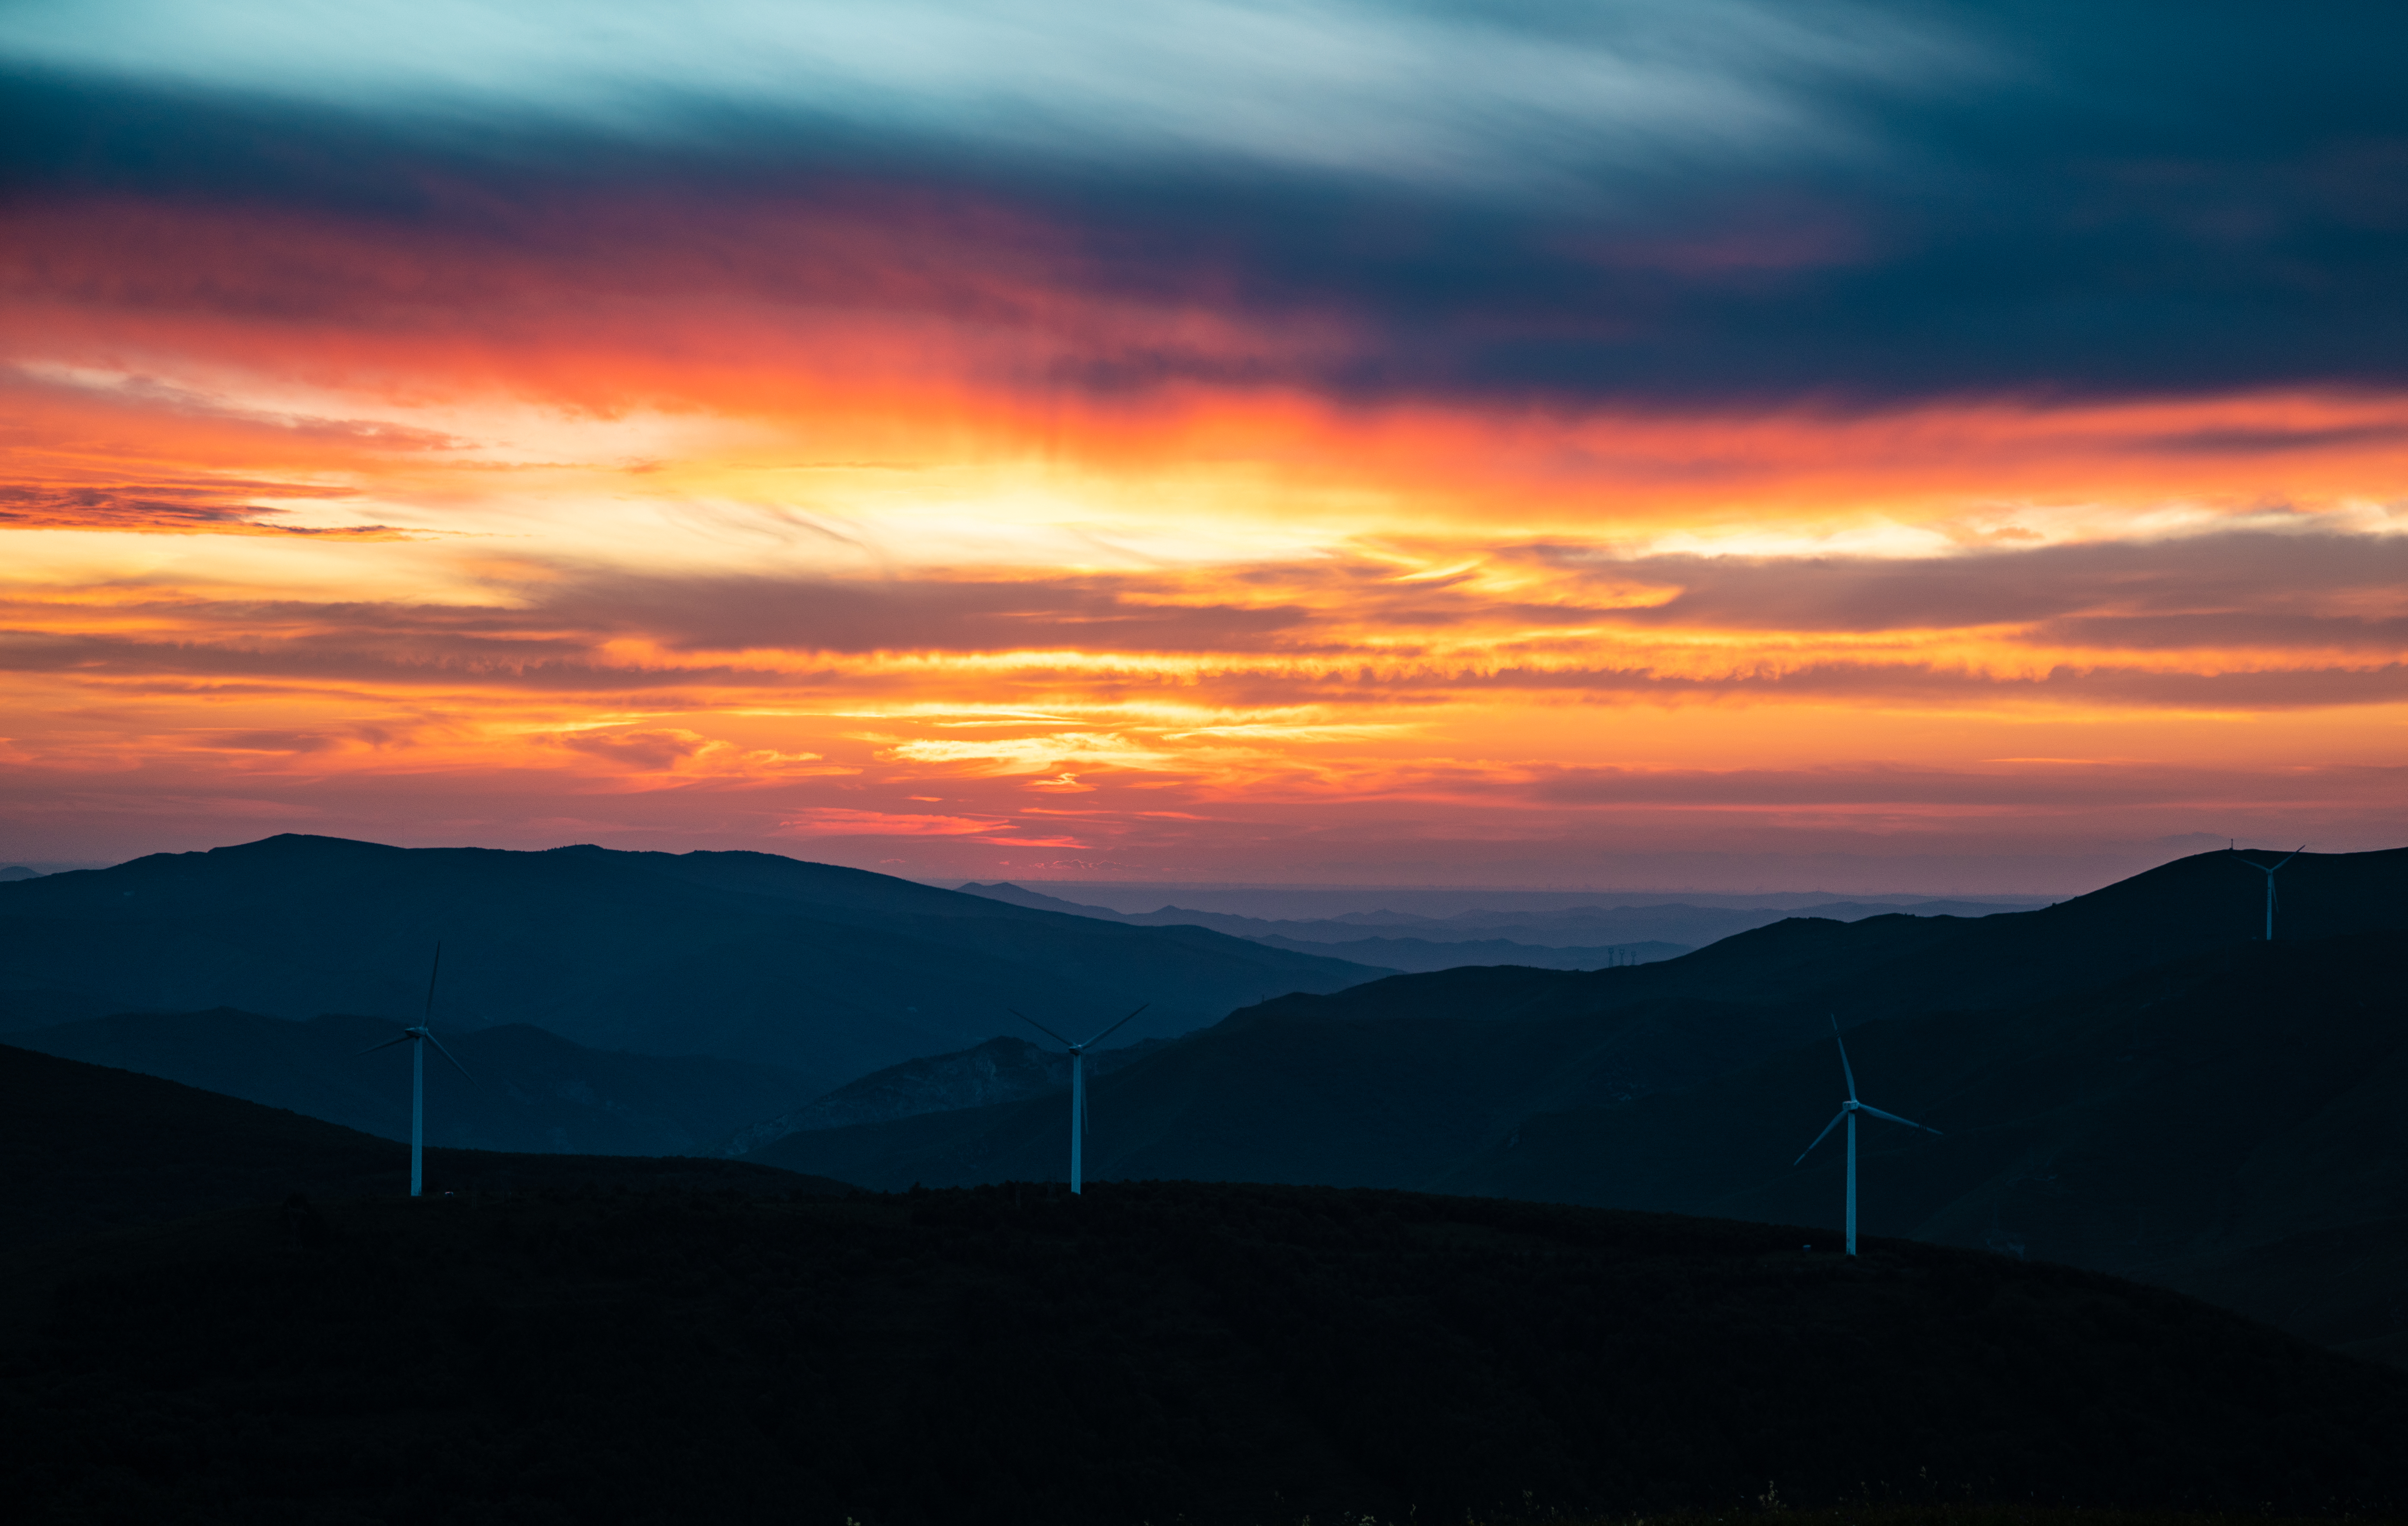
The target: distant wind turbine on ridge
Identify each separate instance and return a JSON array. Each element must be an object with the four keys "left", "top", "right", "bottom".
[
  {"left": 1794, "top": 1015, "right": 1940, "bottom": 1256},
  {"left": 361, "top": 942, "right": 472, "bottom": 1198},
  {"left": 1010, "top": 1002, "right": 1147, "bottom": 1195},
  {"left": 2232, "top": 845, "right": 2305, "bottom": 941}
]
